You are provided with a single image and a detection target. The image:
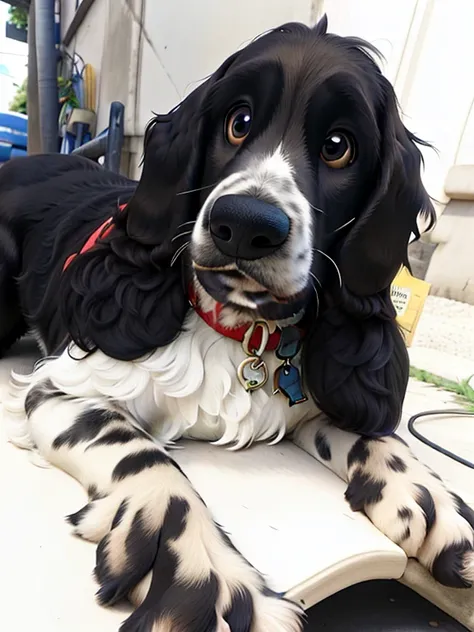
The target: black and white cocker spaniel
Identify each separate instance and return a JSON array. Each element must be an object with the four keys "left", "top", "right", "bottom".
[{"left": 1, "top": 17, "right": 473, "bottom": 632}]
